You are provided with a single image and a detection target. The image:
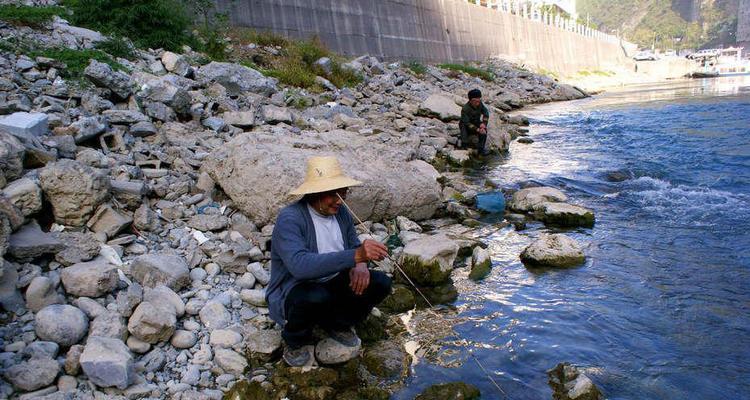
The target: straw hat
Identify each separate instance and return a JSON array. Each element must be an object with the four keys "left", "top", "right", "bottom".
[{"left": 289, "top": 156, "right": 362, "bottom": 195}]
